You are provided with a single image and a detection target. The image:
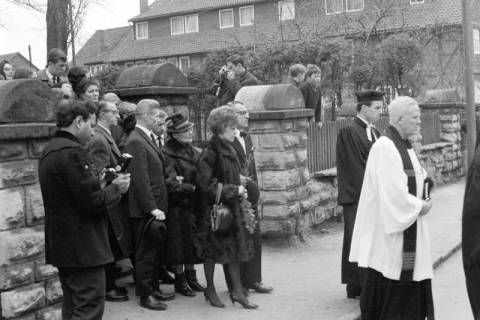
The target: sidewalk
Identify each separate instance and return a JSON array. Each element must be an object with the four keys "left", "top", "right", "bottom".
[{"left": 105, "top": 179, "right": 465, "bottom": 320}]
